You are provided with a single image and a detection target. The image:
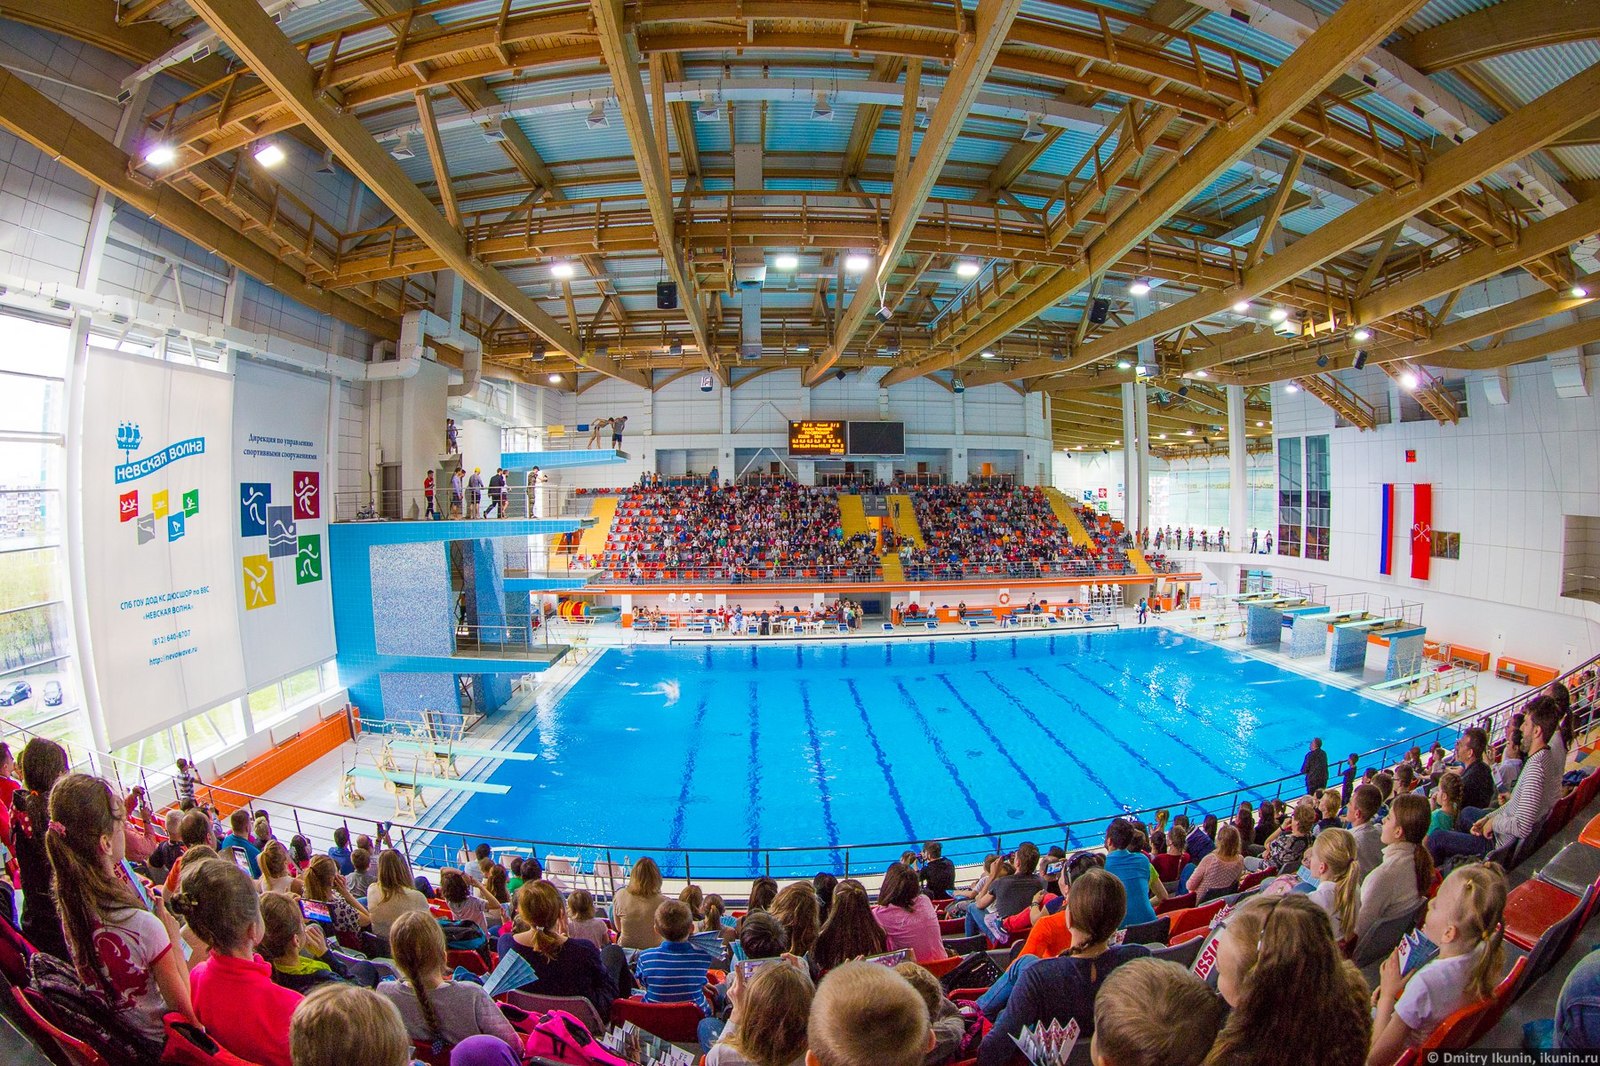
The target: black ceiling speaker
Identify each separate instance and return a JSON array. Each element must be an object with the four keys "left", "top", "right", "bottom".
[
  {"left": 656, "top": 282, "right": 678, "bottom": 310},
  {"left": 1353, "top": 349, "right": 1369, "bottom": 369},
  {"left": 1088, "top": 297, "right": 1110, "bottom": 324}
]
